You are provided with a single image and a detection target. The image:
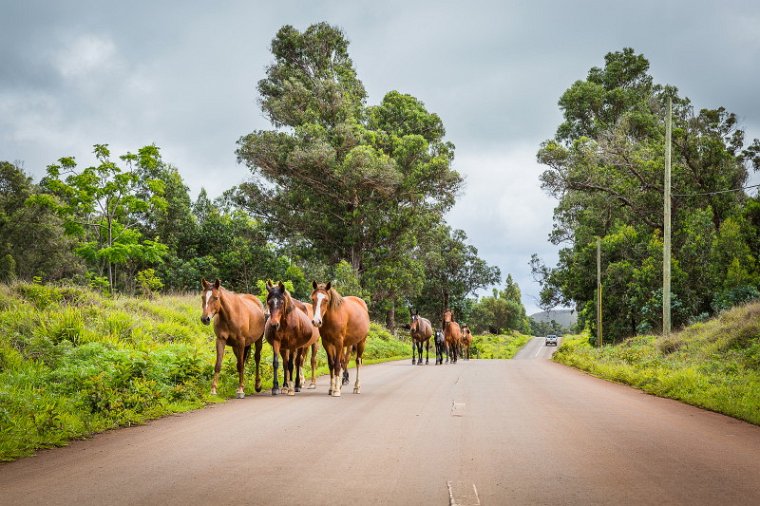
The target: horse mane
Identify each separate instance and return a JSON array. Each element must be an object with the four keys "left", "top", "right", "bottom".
[{"left": 328, "top": 288, "right": 344, "bottom": 310}]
